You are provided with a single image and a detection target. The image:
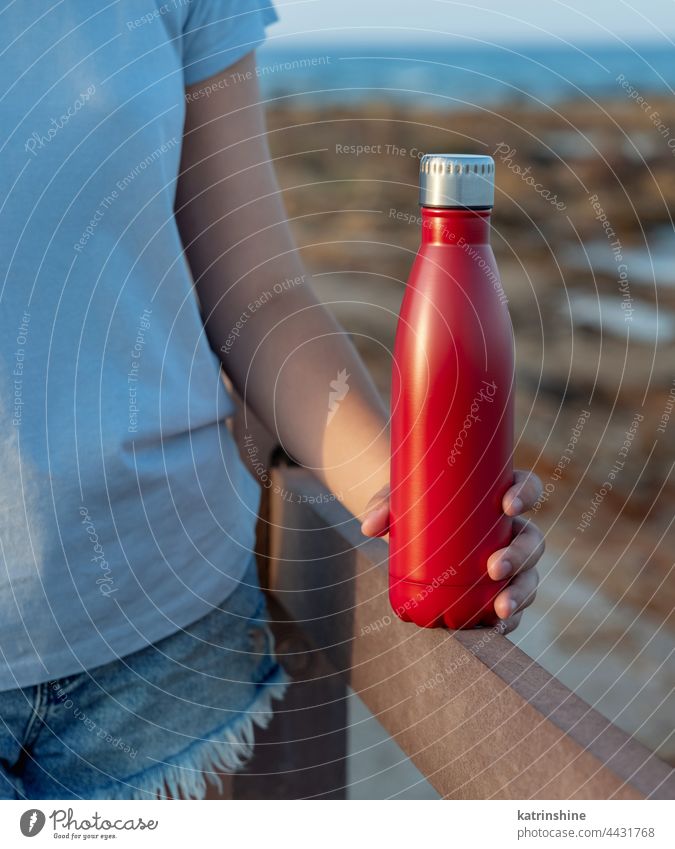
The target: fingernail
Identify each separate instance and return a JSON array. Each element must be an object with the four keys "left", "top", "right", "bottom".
[
  {"left": 507, "top": 598, "right": 518, "bottom": 616},
  {"left": 492, "top": 558, "right": 512, "bottom": 580},
  {"left": 511, "top": 496, "right": 523, "bottom": 514},
  {"left": 361, "top": 510, "right": 382, "bottom": 535}
]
